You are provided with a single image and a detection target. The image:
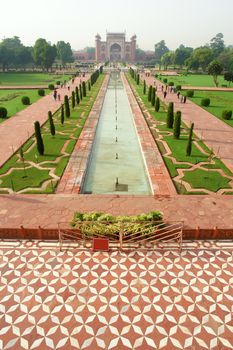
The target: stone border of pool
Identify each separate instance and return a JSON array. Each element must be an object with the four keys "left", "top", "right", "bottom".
[
  {"left": 56, "top": 75, "right": 110, "bottom": 193},
  {"left": 122, "top": 73, "right": 176, "bottom": 196}
]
